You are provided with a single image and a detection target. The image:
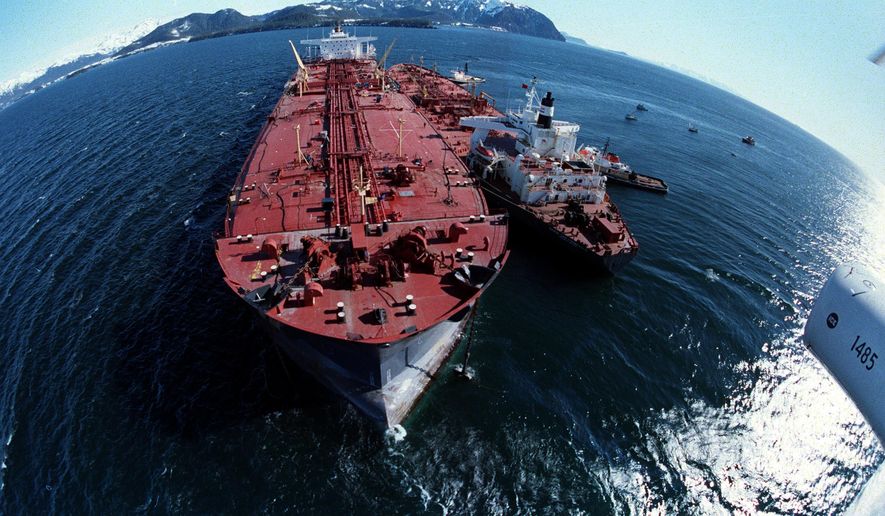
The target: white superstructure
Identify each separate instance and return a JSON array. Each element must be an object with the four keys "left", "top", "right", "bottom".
[
  {"left": 300, "top": 23, "right": 377, "bottom": 60},
  {"left": 461, "top": 80, "right": 607, "bottom": 205}
]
